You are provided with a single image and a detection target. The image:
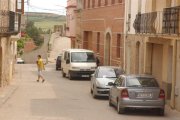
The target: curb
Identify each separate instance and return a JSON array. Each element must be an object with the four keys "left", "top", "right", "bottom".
[{"left": 0, "top": 85, "right": 18, "bottom": 107}]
